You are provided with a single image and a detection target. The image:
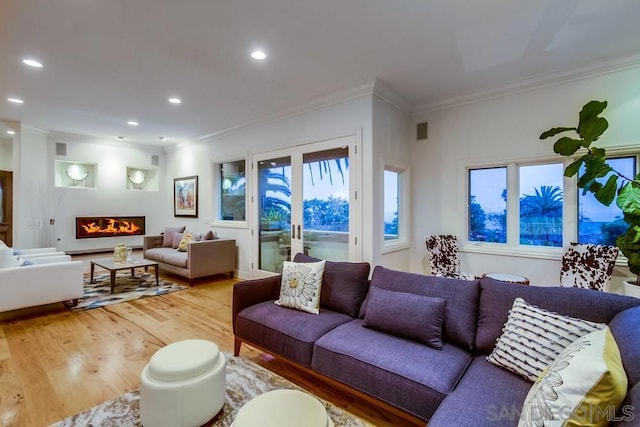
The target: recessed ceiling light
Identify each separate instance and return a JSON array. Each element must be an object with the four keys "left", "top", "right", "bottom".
[
  {"left": 7, "top": 97, "right": 23, "bottom": 104},
  {"left": 22, "top": 58, "right": 43, "bottom": 68},
  {"left": 251, "top": 50, "right": 267, "bottom": 60},
  {"left": 7, "top": 130, "right": 15, "bottom": 135},
  {"left": 116, "top": 136, "right": 125, "bottom": 140},
  {"left": 168, "top": 97, "right": 182, "bottom": 104},
  {"left": 127, "top": 121, "right": 139, "bottom": 126}
]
